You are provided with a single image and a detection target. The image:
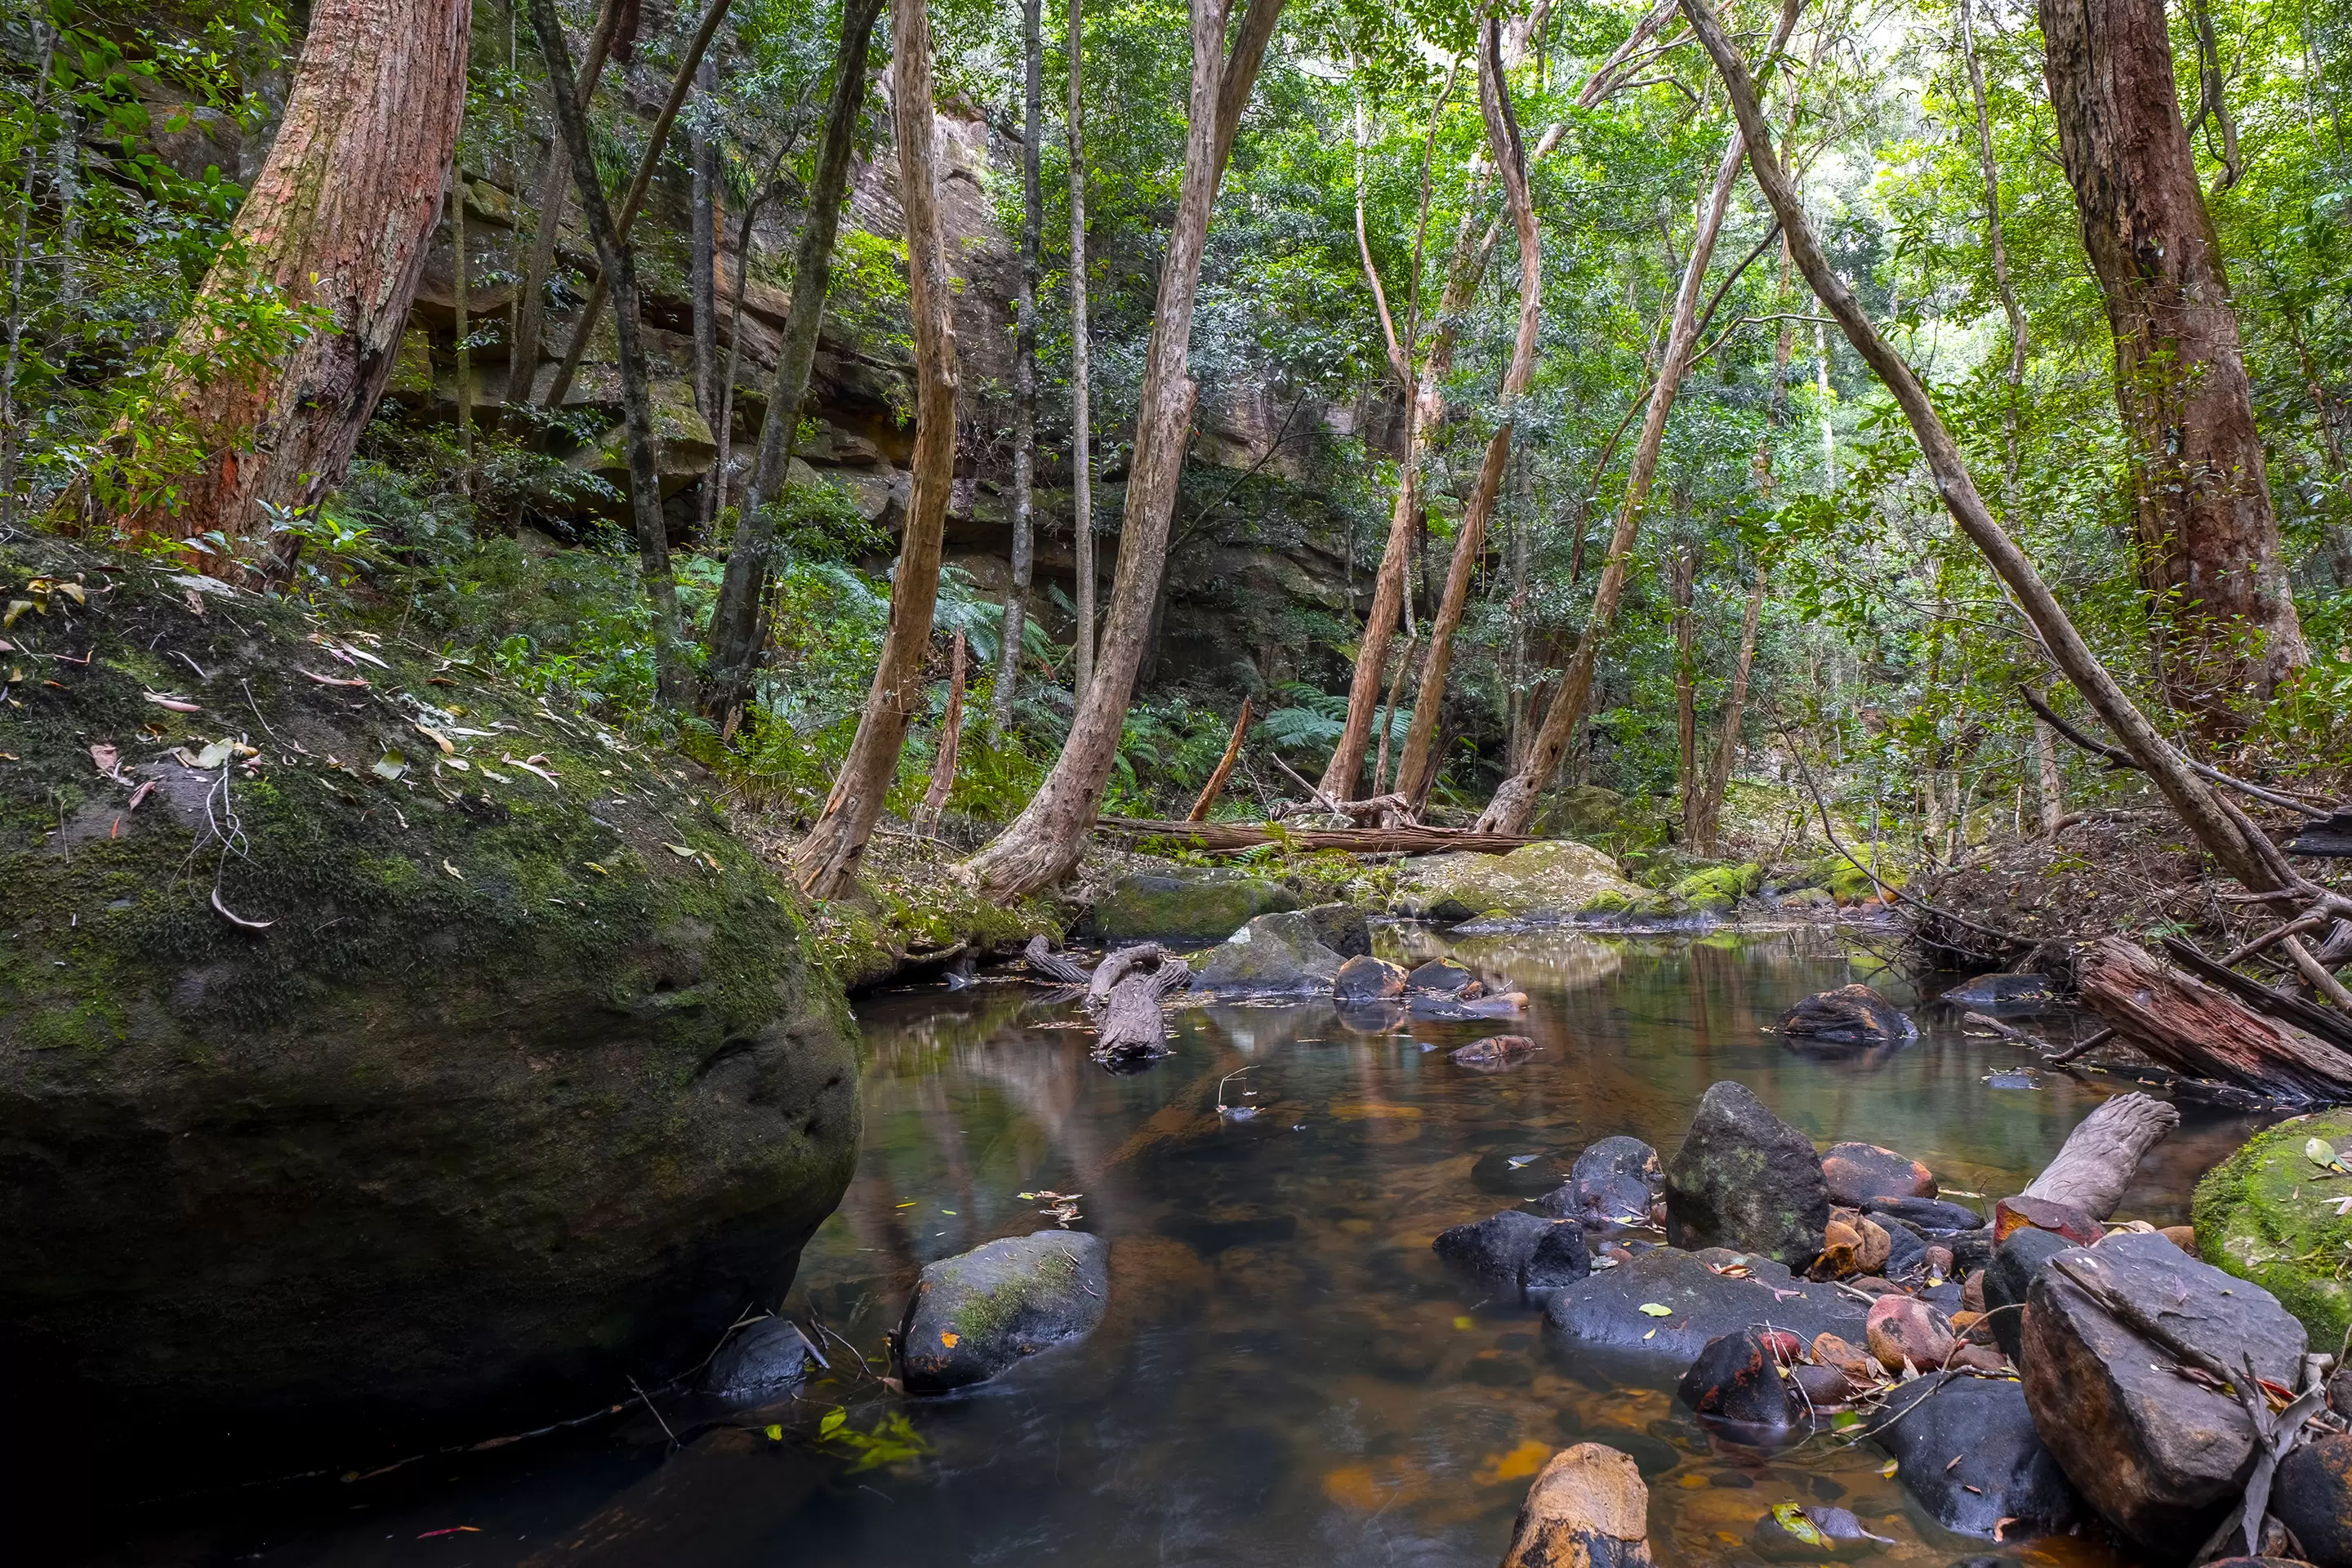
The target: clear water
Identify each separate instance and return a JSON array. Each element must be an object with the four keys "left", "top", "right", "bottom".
[{"left": 111, "top": 927, "right": 2270, "bottom": 1567}]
